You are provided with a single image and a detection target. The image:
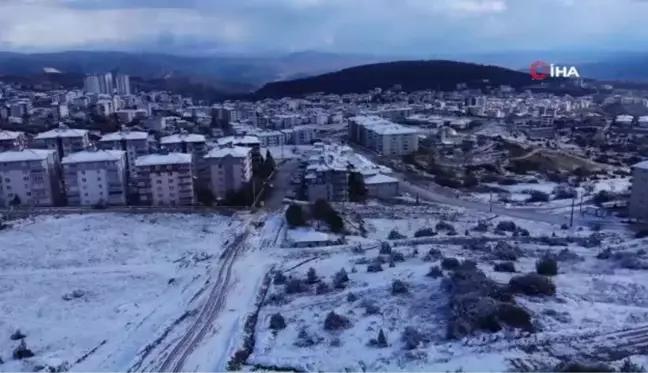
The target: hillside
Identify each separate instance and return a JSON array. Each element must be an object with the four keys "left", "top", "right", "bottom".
[
  {"left": 254, "top": 60, "right": 535, "bottom": 98},
  {"left": 0, "top": 51, "right": 390, "bottom": 87}
]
